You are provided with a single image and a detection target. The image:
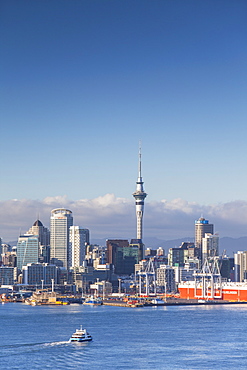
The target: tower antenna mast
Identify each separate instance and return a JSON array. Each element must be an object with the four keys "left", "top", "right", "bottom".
[{"left": 138, "top": 140, "right": 142, "bottom": 179}]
